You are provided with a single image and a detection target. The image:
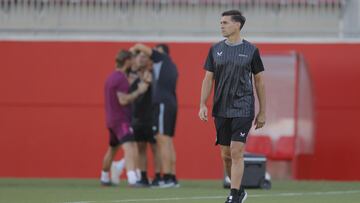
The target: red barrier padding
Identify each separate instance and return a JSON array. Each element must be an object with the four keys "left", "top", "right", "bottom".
[
  {"left": 245, "top": 135, "right": 273, "bottom": 157},
  {"left": 1, "top": 41, "right": 360, "bottom": 180},
  {"left": 271, "top": 136, "right": 295, "bottom": 161}
]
